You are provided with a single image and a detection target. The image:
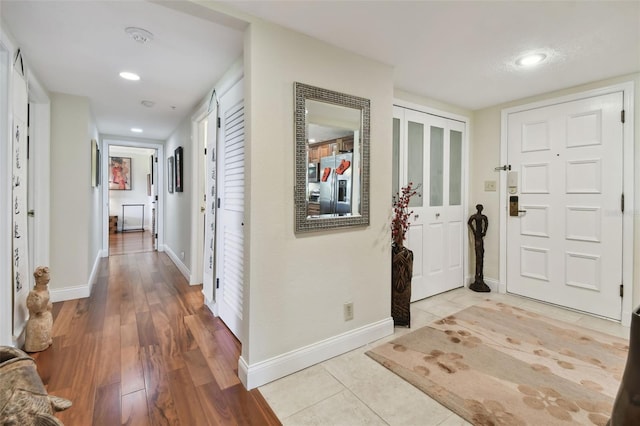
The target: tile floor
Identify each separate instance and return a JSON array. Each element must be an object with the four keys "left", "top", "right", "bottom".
[{"left": 259, "top": 287, "right": 630, "bottom": 425}]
